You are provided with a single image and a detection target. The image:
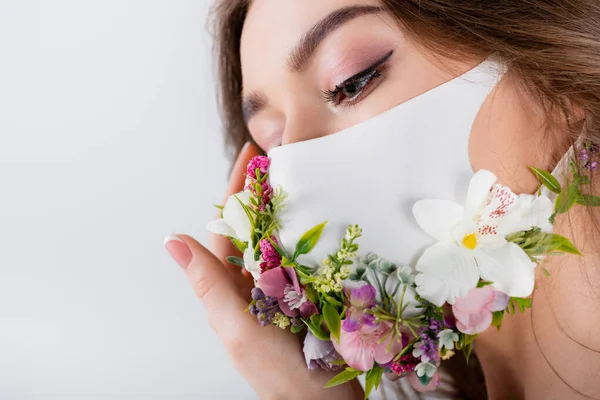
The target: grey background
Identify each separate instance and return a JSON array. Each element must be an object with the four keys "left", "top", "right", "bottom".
[{"left": 0, "top": 0, "right": 255, "bottom": 398}]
